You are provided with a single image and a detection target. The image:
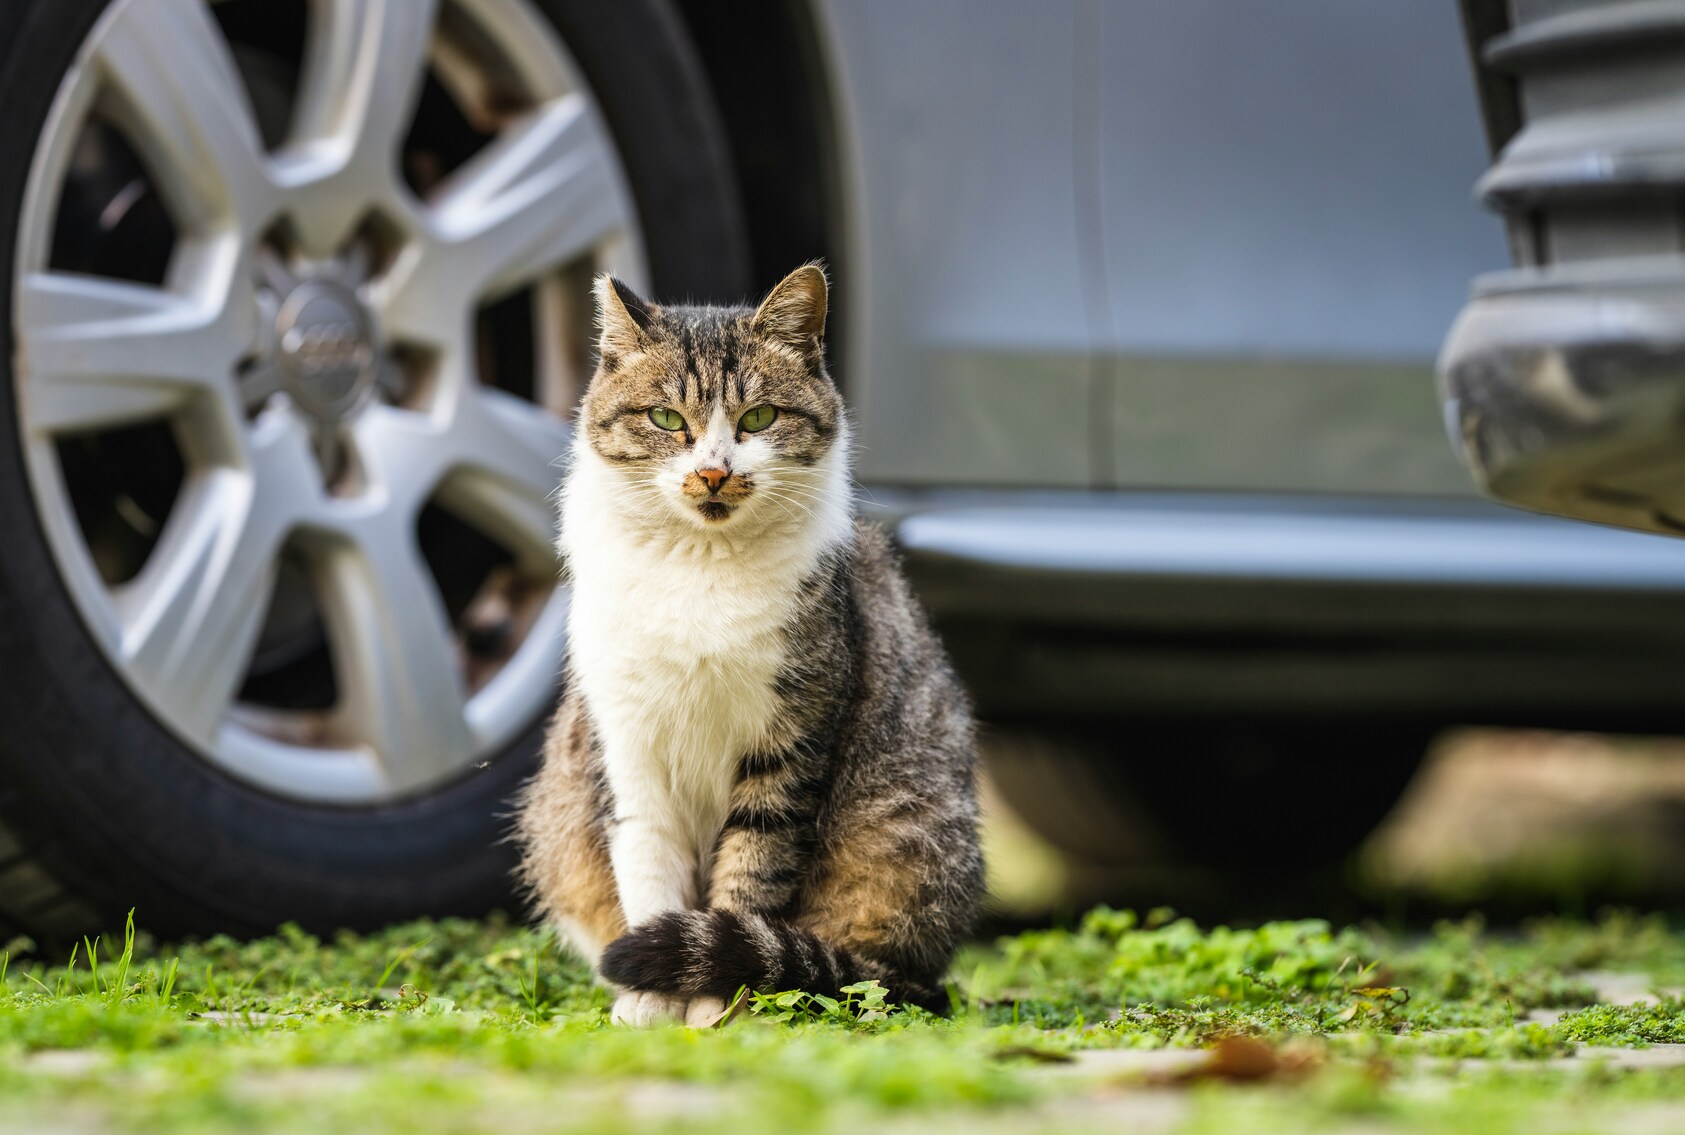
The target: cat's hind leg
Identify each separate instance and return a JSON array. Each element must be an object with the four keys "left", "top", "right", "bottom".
[{"left": 517, "top": 695, "right": 627, "bottom": 968}]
